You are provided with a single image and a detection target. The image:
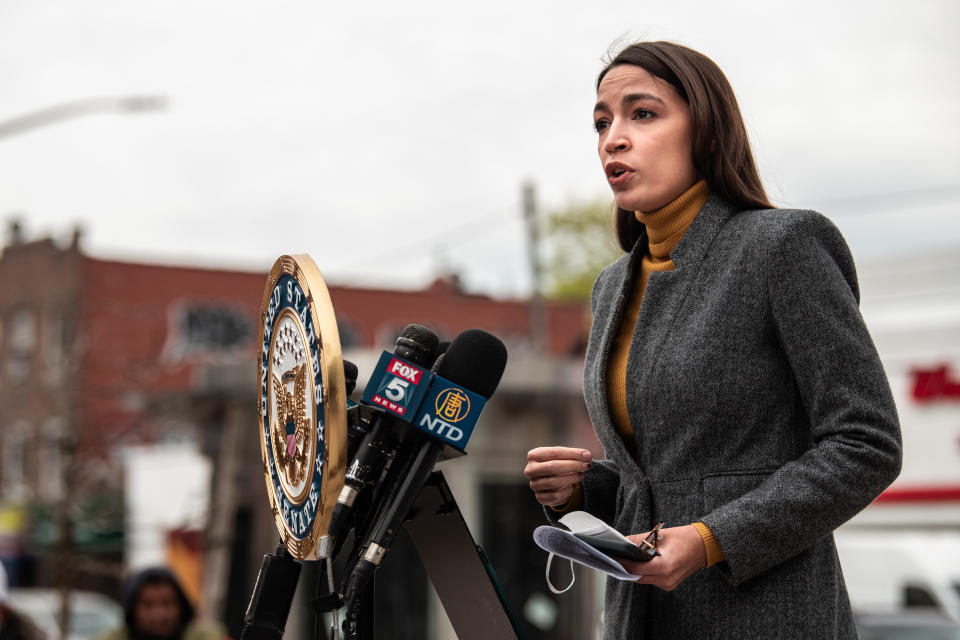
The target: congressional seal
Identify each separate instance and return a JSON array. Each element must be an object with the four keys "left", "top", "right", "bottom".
[{"left": 257, "top": 254, "right": 347, "bottom": 559}]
